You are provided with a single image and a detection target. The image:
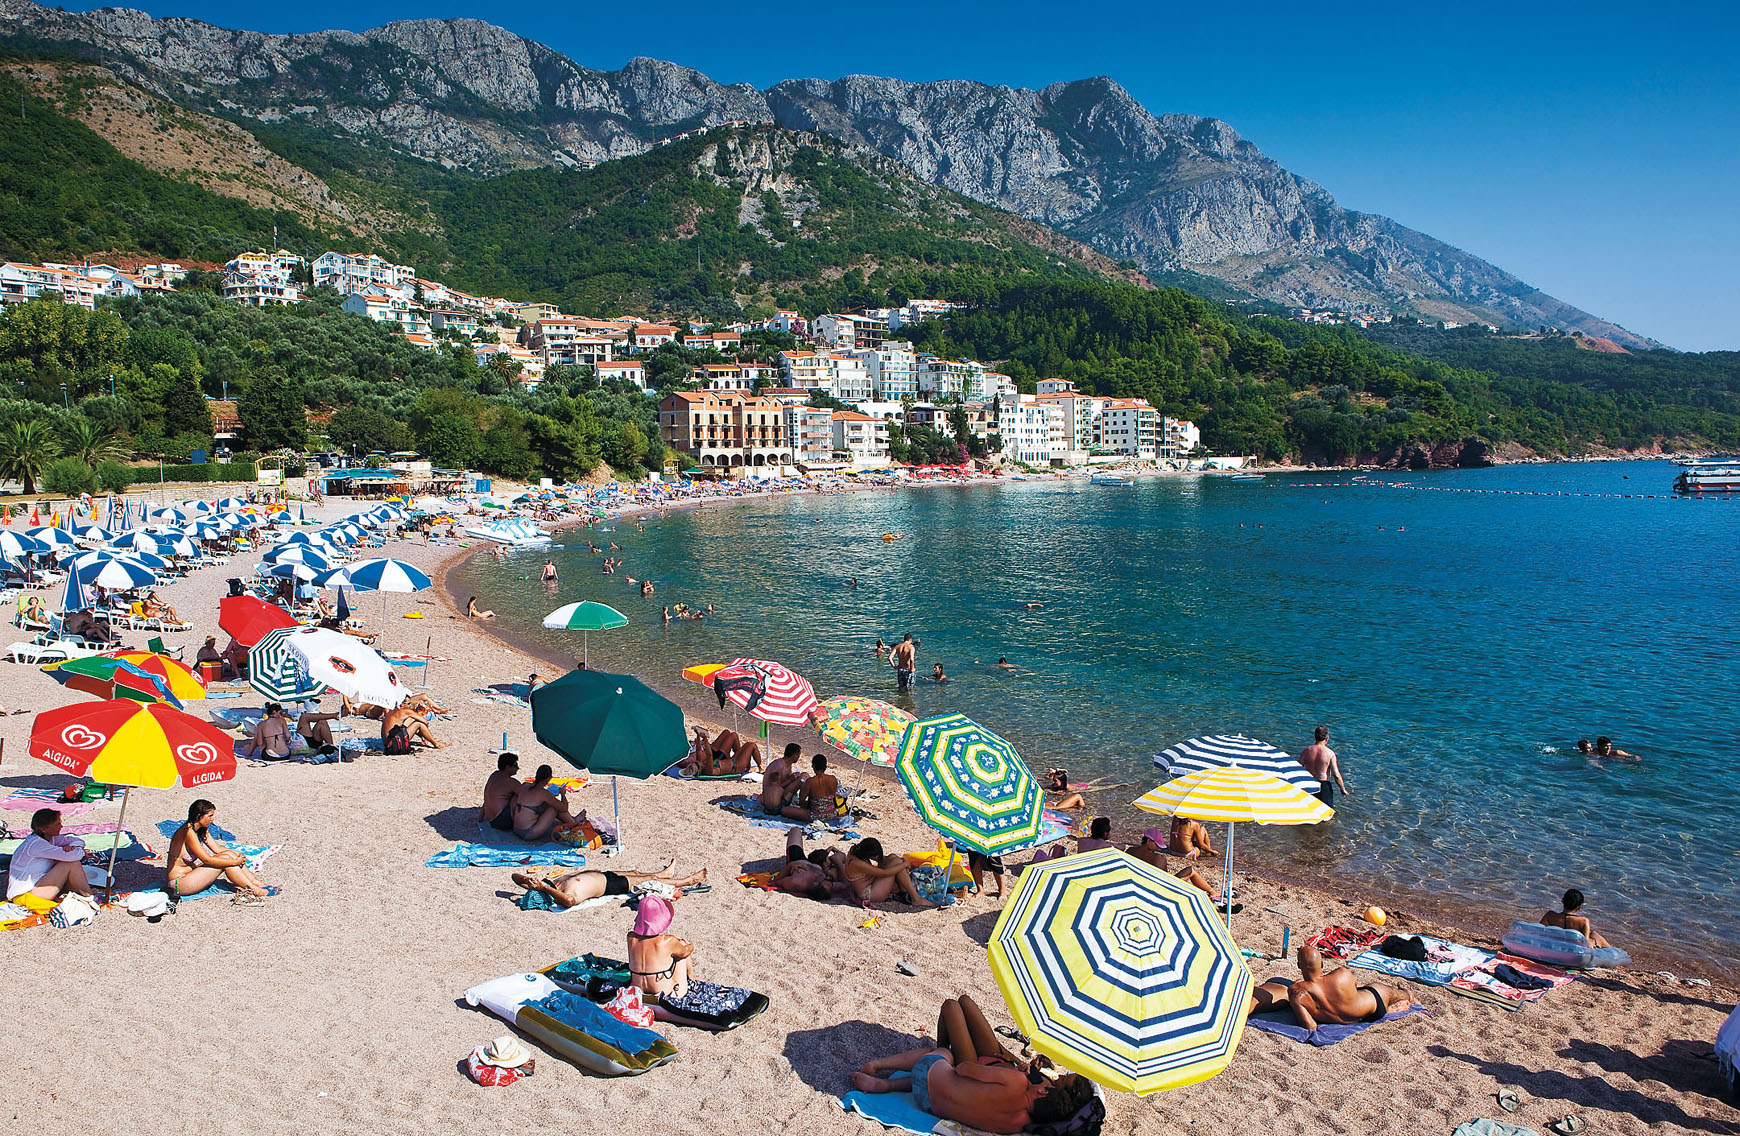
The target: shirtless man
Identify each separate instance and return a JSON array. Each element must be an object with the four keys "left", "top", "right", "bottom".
[
  {"left": 771, "top": 827, "right": 854, "bottom": 901},
  {"left": 509, "top": 764, "right": 578, "bottom": 842},
  {"left": 511, "top": 862, "right": 706, "bottom": 908},
  {"left": 890, "top": 633, "right": 917, "bottom": 692},
  {"left": 1248, "top": 944, "right": 1412, "bottom": 1028},
  {"left": 783, "top": 754, "right": 840, "bottom": 822},
  {"left": 541, "top": 559, "right": 558, "bottom": 583},
  {"left": 761, "top": 743, "right": 806, "bottom": 814},
  {"left": 481, "top": 751, "right": 521, "bottom": 832},
  {"left": 850, "top": 994, "right": 1095, "bottom": 1134},
  {"left": 1126, "top": 828, "right": 1217, "bottom": 897},
  {"left": 1543, "top": 887, "right": 1612, "bottom": 948},
  {"left": 1591, "top": 736, "right": 1638, "bottom": 763},
  {"left": 1297, "top": 725, "right": 1348, "bottom": 807},
  {"left": 381, "top": 702, "right": 448, "bottom": 749}
]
